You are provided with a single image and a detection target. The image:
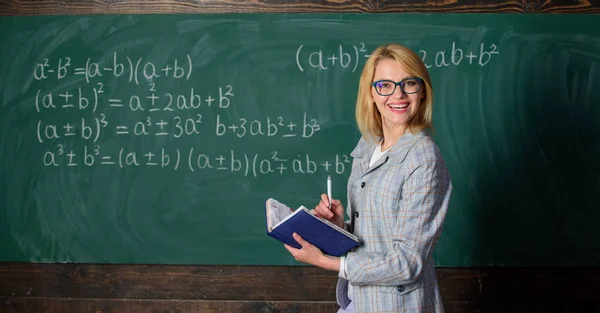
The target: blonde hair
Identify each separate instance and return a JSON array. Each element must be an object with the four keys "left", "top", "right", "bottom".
[{"left": 355, "top": 44, "right": 434, "bottom": 142}]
